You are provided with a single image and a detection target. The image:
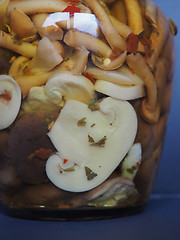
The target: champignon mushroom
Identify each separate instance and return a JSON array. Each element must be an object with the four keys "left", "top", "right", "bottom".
[
  {"left": 146, "top": 7, "right": 170, "bottom": 70},
  {"left": 7, "top": 0, "right": 69, "bottom": 15},
  {"left": 0, "top": 31, "right": 37, "bottom": 57},
  {"left": 126, "top": 53, "right": 159, "bottom": 123},
  {"left": 64, "top": 30, "right": 113, "bottom": 58},
  {"left": 45, "top": 71, "right": 94, "bottom": 104},
  {"left": 124, "top": 0, "right": 144, "bottom": 35},
  {"left": 0, "top": 75, "right": 21, "bottom": 130},
  {"left": 85, "top": 0, "right": 126, "bottom": 54},
  {"left": 46, "top": 97, "right": 137, "bottom": 192}
]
